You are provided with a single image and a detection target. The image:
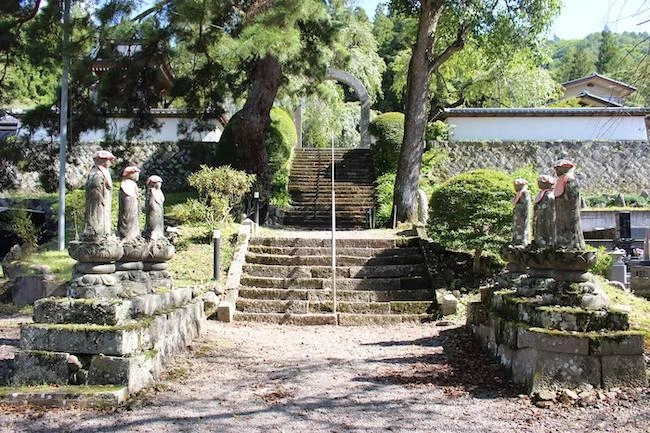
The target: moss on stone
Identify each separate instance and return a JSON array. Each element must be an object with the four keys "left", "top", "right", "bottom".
[{"left": 0, "top": 384, "right": 125, "bottom": 397}]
